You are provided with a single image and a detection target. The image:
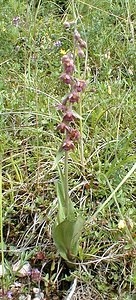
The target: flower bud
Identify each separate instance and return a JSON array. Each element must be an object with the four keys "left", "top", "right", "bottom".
[
  {"left": 61, "top": 54, "right": 70, "bottom": 63},
  {"left": 63, "top": 21, "right": 71, "bottom": 29}
]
